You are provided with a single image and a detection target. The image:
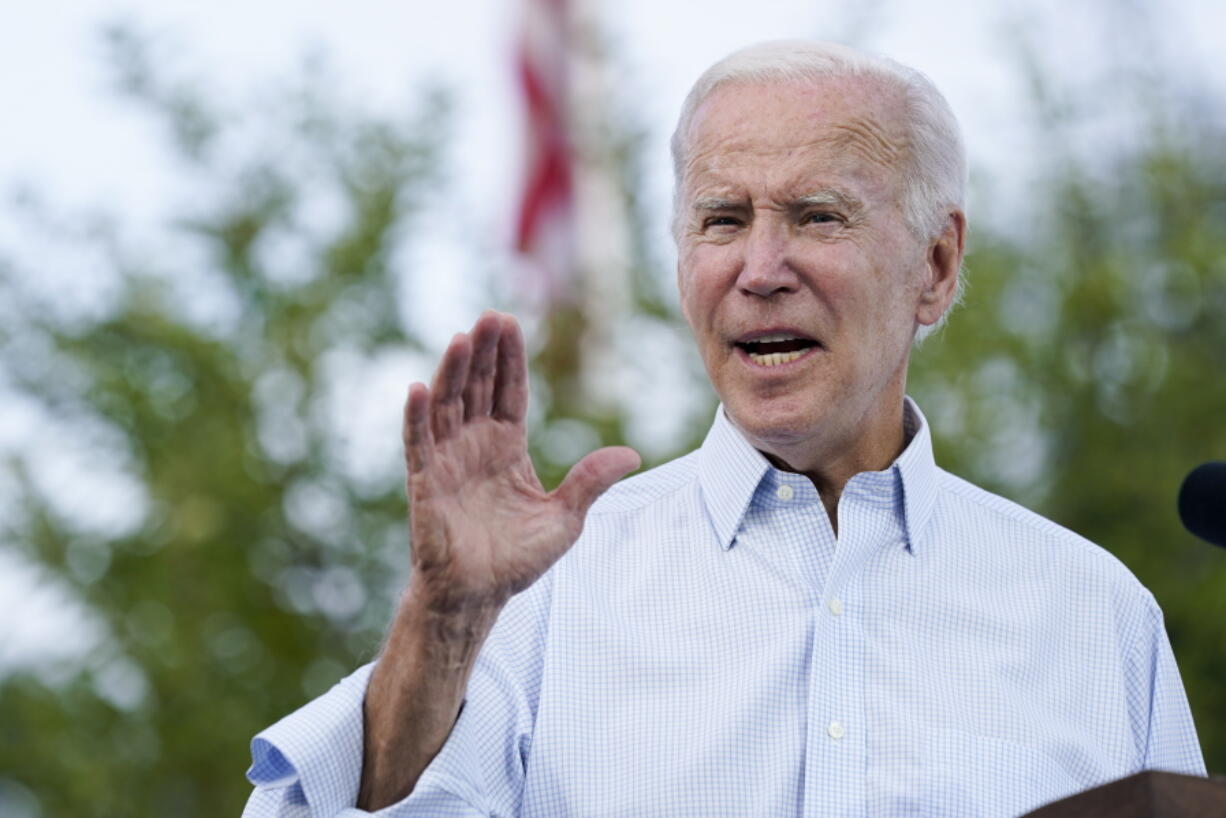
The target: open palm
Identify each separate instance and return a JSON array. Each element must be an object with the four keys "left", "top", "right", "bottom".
[{"left": 403, "top": 311, "right": 640, "bottom": 613}]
